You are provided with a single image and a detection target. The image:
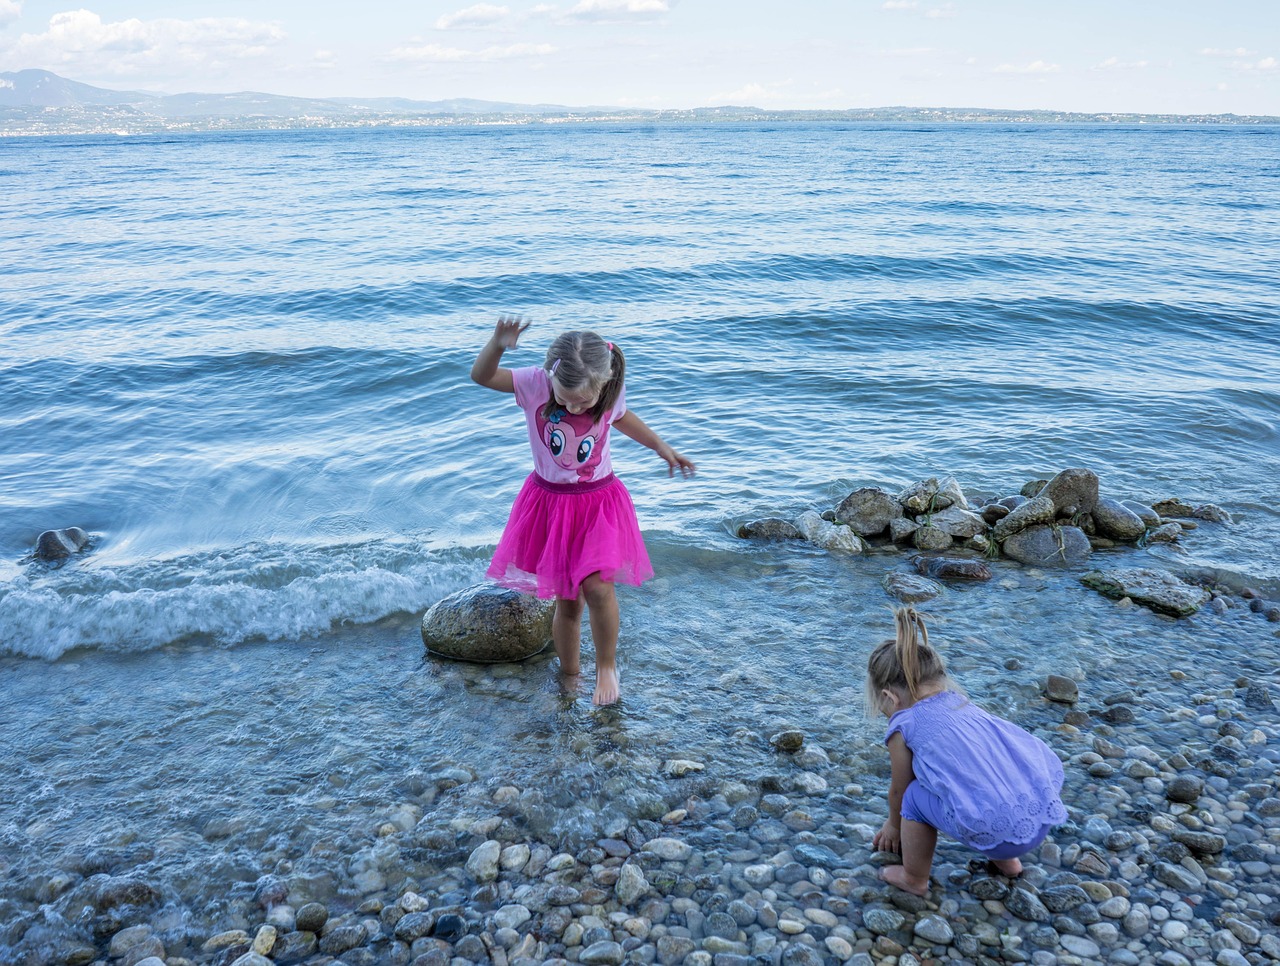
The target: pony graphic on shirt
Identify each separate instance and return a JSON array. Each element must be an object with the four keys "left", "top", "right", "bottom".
[{"left": 539, "top": 407, "right": 605, "bottom": 482}]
